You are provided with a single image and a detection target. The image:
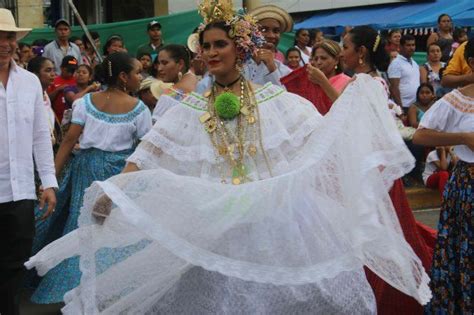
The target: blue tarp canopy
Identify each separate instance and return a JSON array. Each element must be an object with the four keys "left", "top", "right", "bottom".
[{"left": 295, "top": 0, "right": 474, "bottom": 30}]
